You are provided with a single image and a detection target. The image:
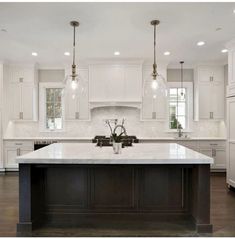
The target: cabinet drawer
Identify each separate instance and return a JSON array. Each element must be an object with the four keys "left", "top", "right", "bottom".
[
  {"left": 199, "top": 140, "right": 225, "bottom": 149},
  {"left": 4, "top": 140, "right": 34, "bottom": 148}
]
